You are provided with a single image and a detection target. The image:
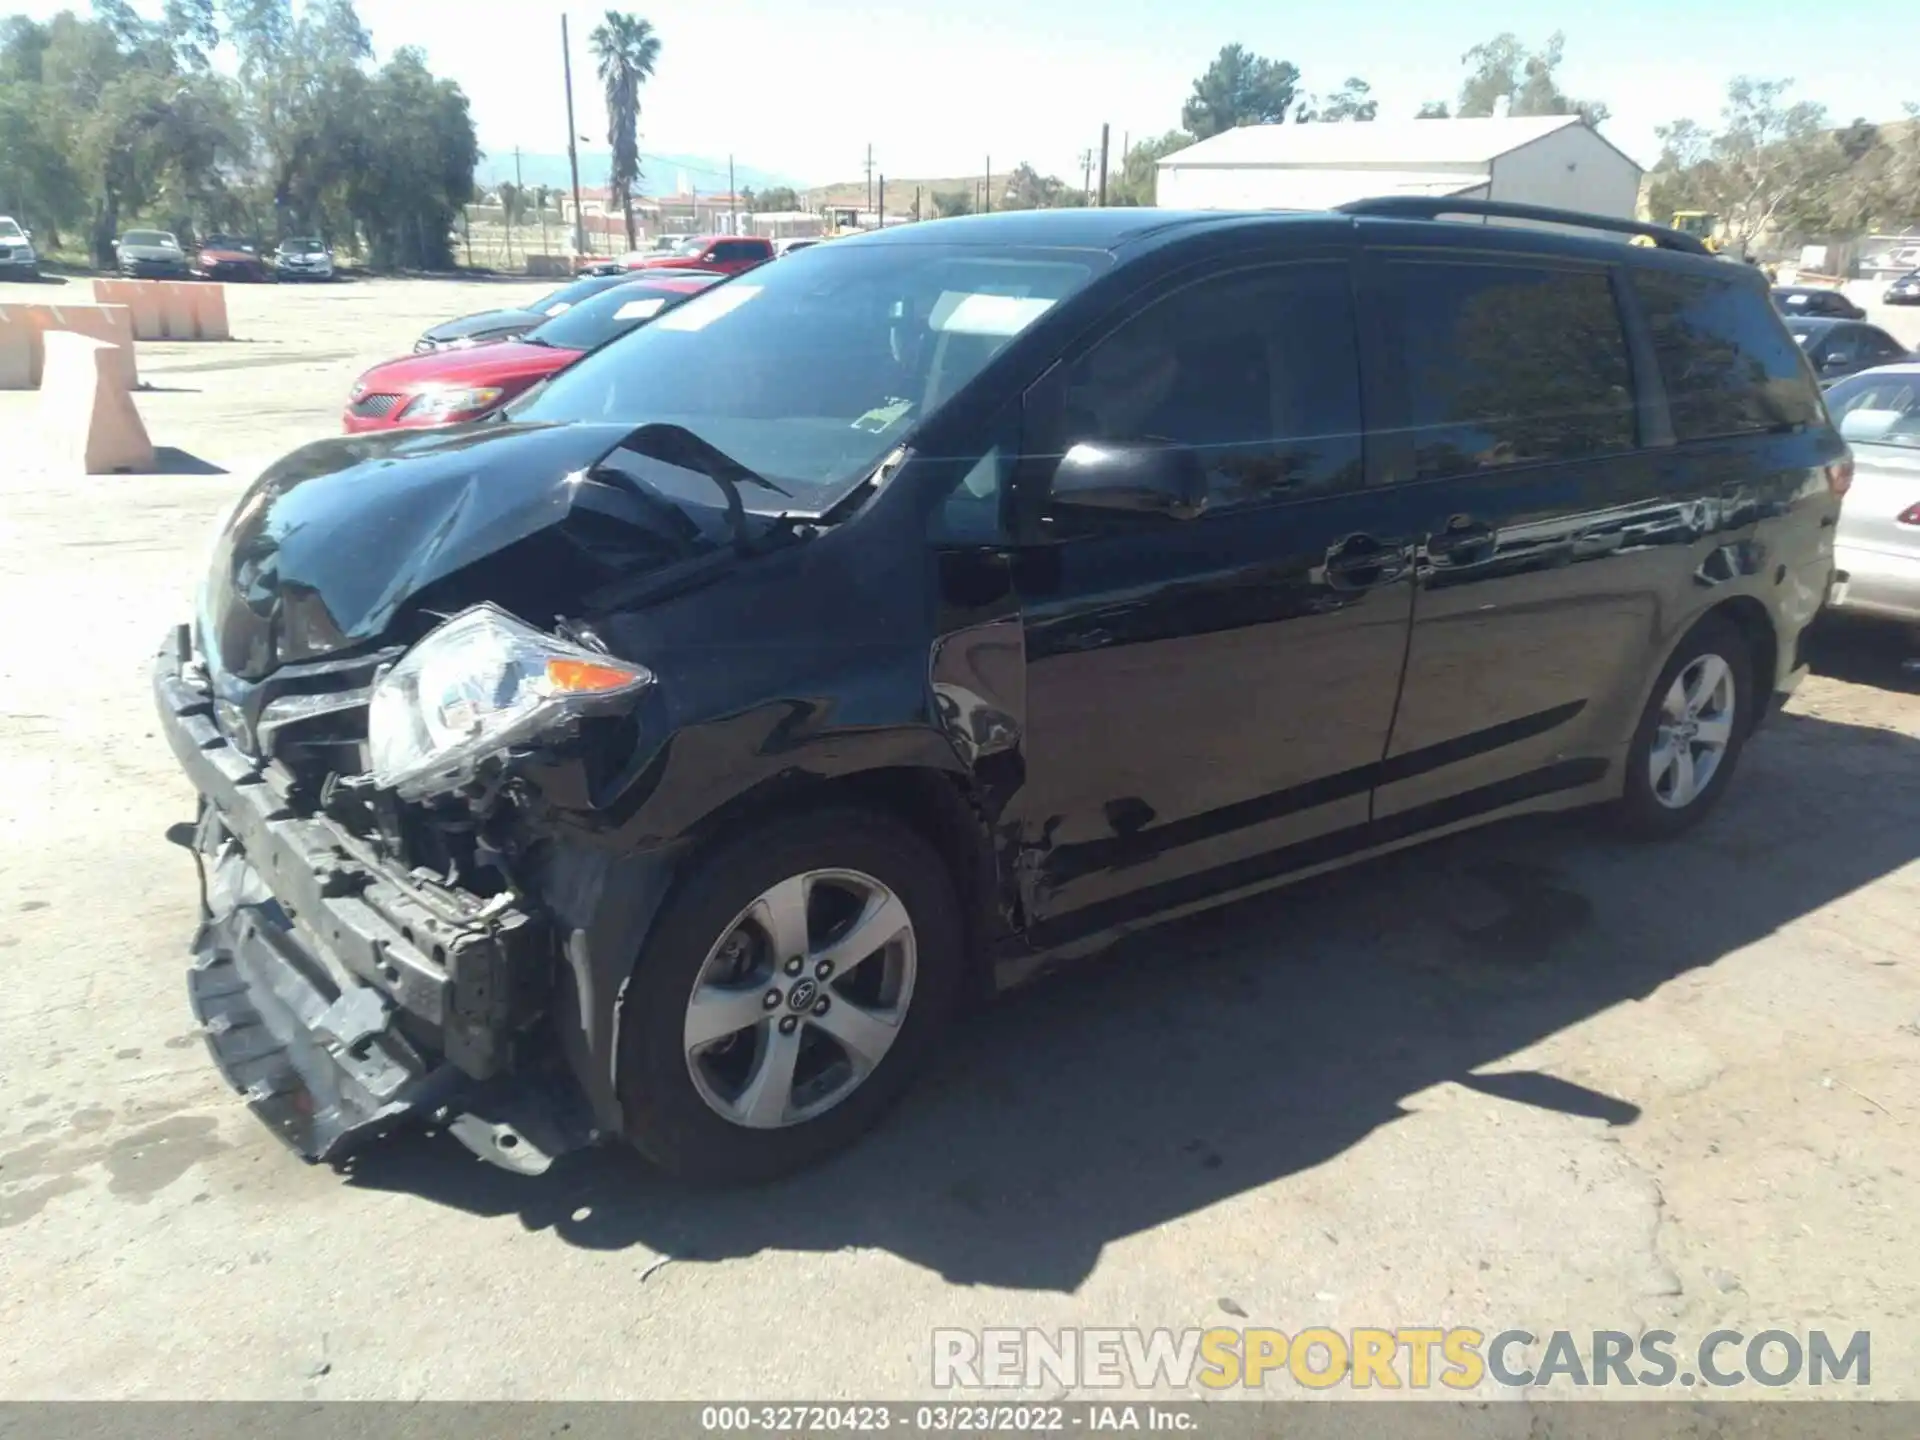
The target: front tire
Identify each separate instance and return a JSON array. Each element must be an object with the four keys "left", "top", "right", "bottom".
[
  {"left": 1614, "top": 617, "right": 1754, "bottom": 839},
  {"left": 617, "top": 807, "right": 964, "bottom": 1183}
]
